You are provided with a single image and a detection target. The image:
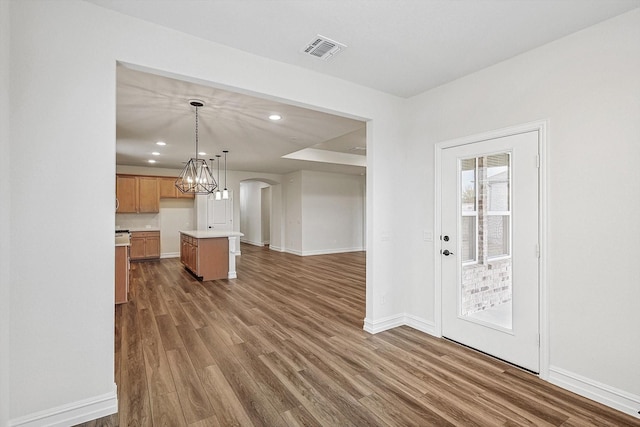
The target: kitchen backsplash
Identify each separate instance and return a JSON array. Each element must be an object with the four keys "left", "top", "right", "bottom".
[{"left": 116, "top": 213, "right": 159, "bottom": 230}]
